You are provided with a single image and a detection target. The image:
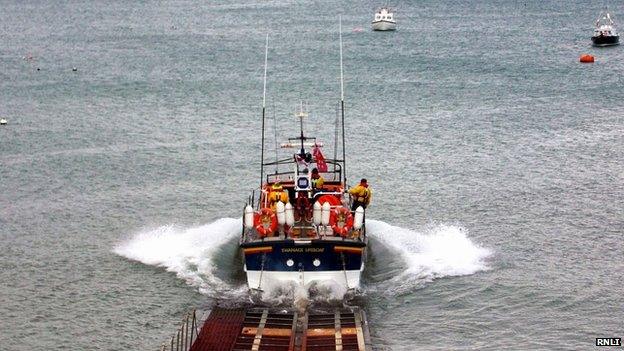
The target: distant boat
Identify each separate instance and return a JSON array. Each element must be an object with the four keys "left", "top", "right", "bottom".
[
  {"left": 592, "top": 10, "right": 620, "bottom": 46},
  {"left": 372, "top": 7, "right": 396, "bottom": 31},
  {"left": 0, "top": 119, "right": 7, "bottom": 125}
]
